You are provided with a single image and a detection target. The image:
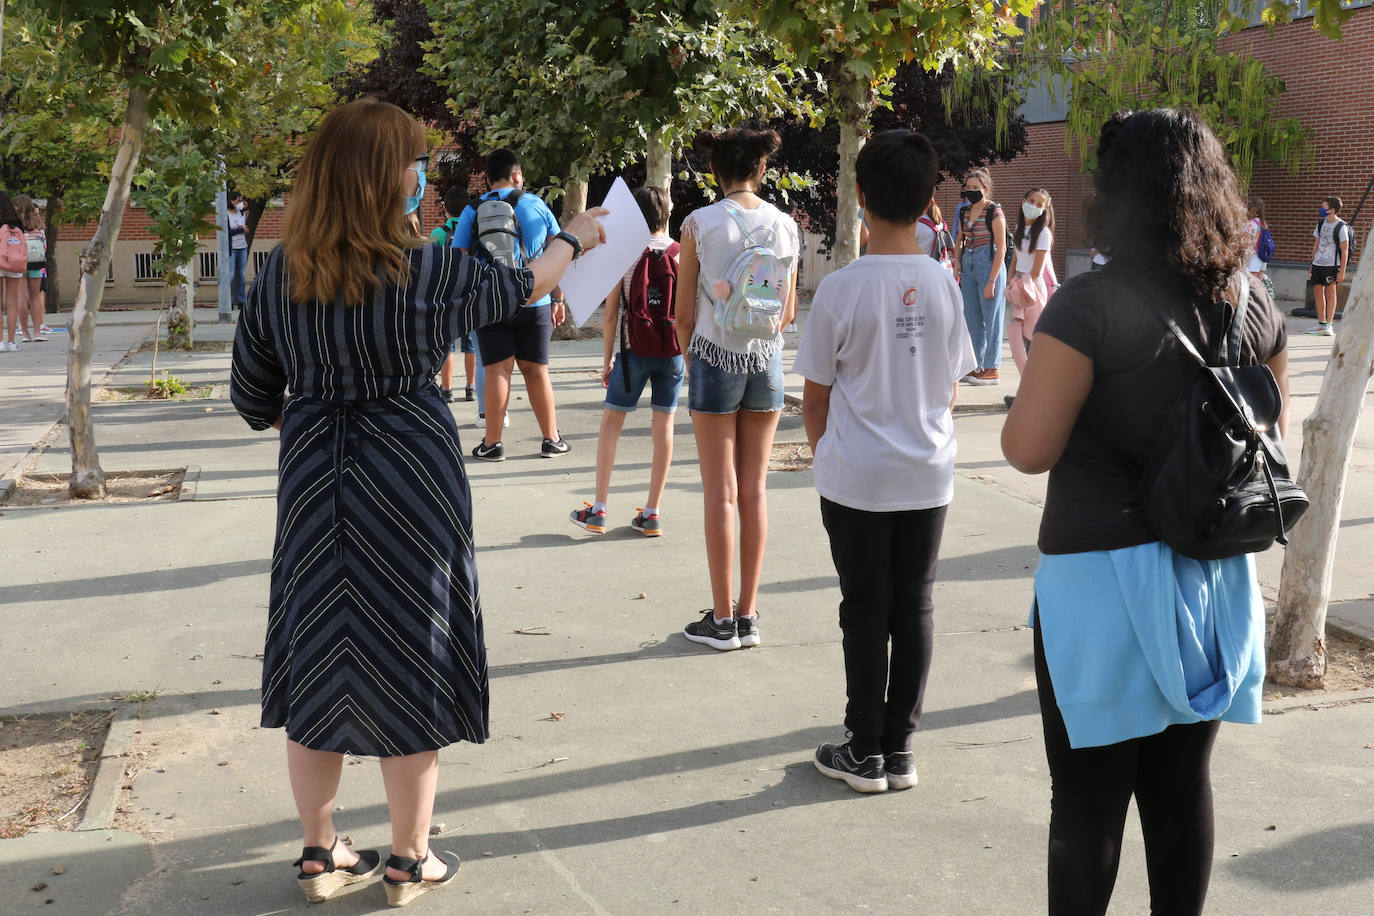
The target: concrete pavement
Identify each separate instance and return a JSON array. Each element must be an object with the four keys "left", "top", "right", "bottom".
[{"left": 1, "top": 302, "right": 1372, "bottom": 914}]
